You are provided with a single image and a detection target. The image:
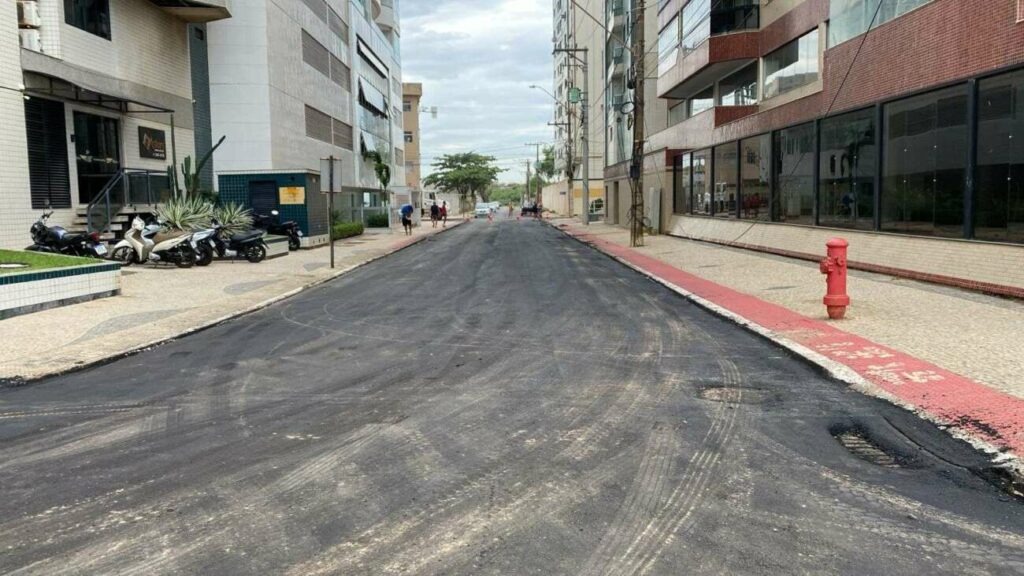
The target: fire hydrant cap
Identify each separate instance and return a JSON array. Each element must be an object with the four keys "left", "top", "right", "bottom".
[{"left": 826, "top": 238, "right": 849, "bottom": 249}]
